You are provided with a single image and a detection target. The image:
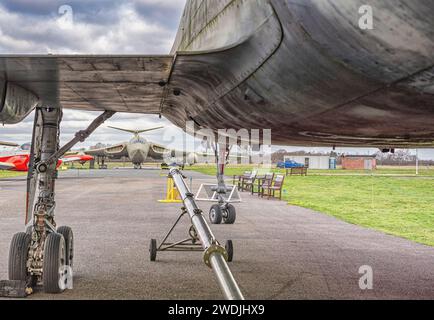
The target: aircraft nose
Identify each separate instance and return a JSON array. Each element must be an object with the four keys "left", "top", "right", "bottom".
[{"left": 128, "top": 144, "right": 149, "bottom": 163}]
